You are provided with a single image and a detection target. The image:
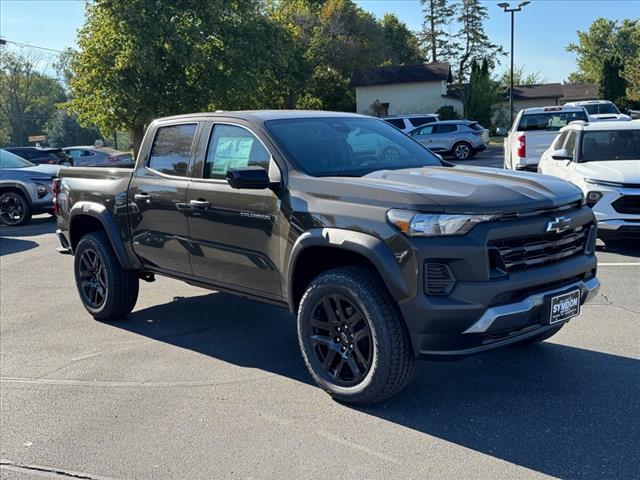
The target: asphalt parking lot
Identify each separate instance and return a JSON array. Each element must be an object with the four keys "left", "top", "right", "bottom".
[{"left": 1, "top": 159, "right": 639, "bottom": 479}]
